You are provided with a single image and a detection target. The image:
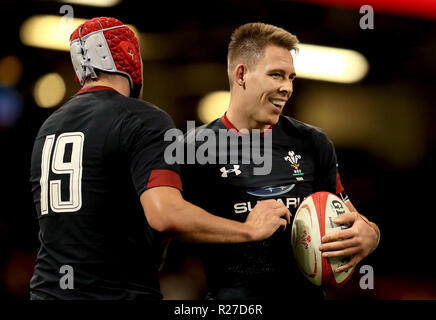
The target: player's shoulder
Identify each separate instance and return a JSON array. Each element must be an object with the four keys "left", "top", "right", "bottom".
[
  {"left": 202, "top": 118, "right": 223, "bottom": 130},
  {"left": 278, "top": 115, "right": 330, "bottom": 143},
  {"left": 115, "top": 95, "right": 175, "bottom": 129},
  {"left": 122, "top": 96, "right": 172, "bottom": 121},
  {"left": 63, "top": 89, "right": 173, "bottom": 126},
  {"left": 184, "top": 118, "right": 221, "bottom": 139}
]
